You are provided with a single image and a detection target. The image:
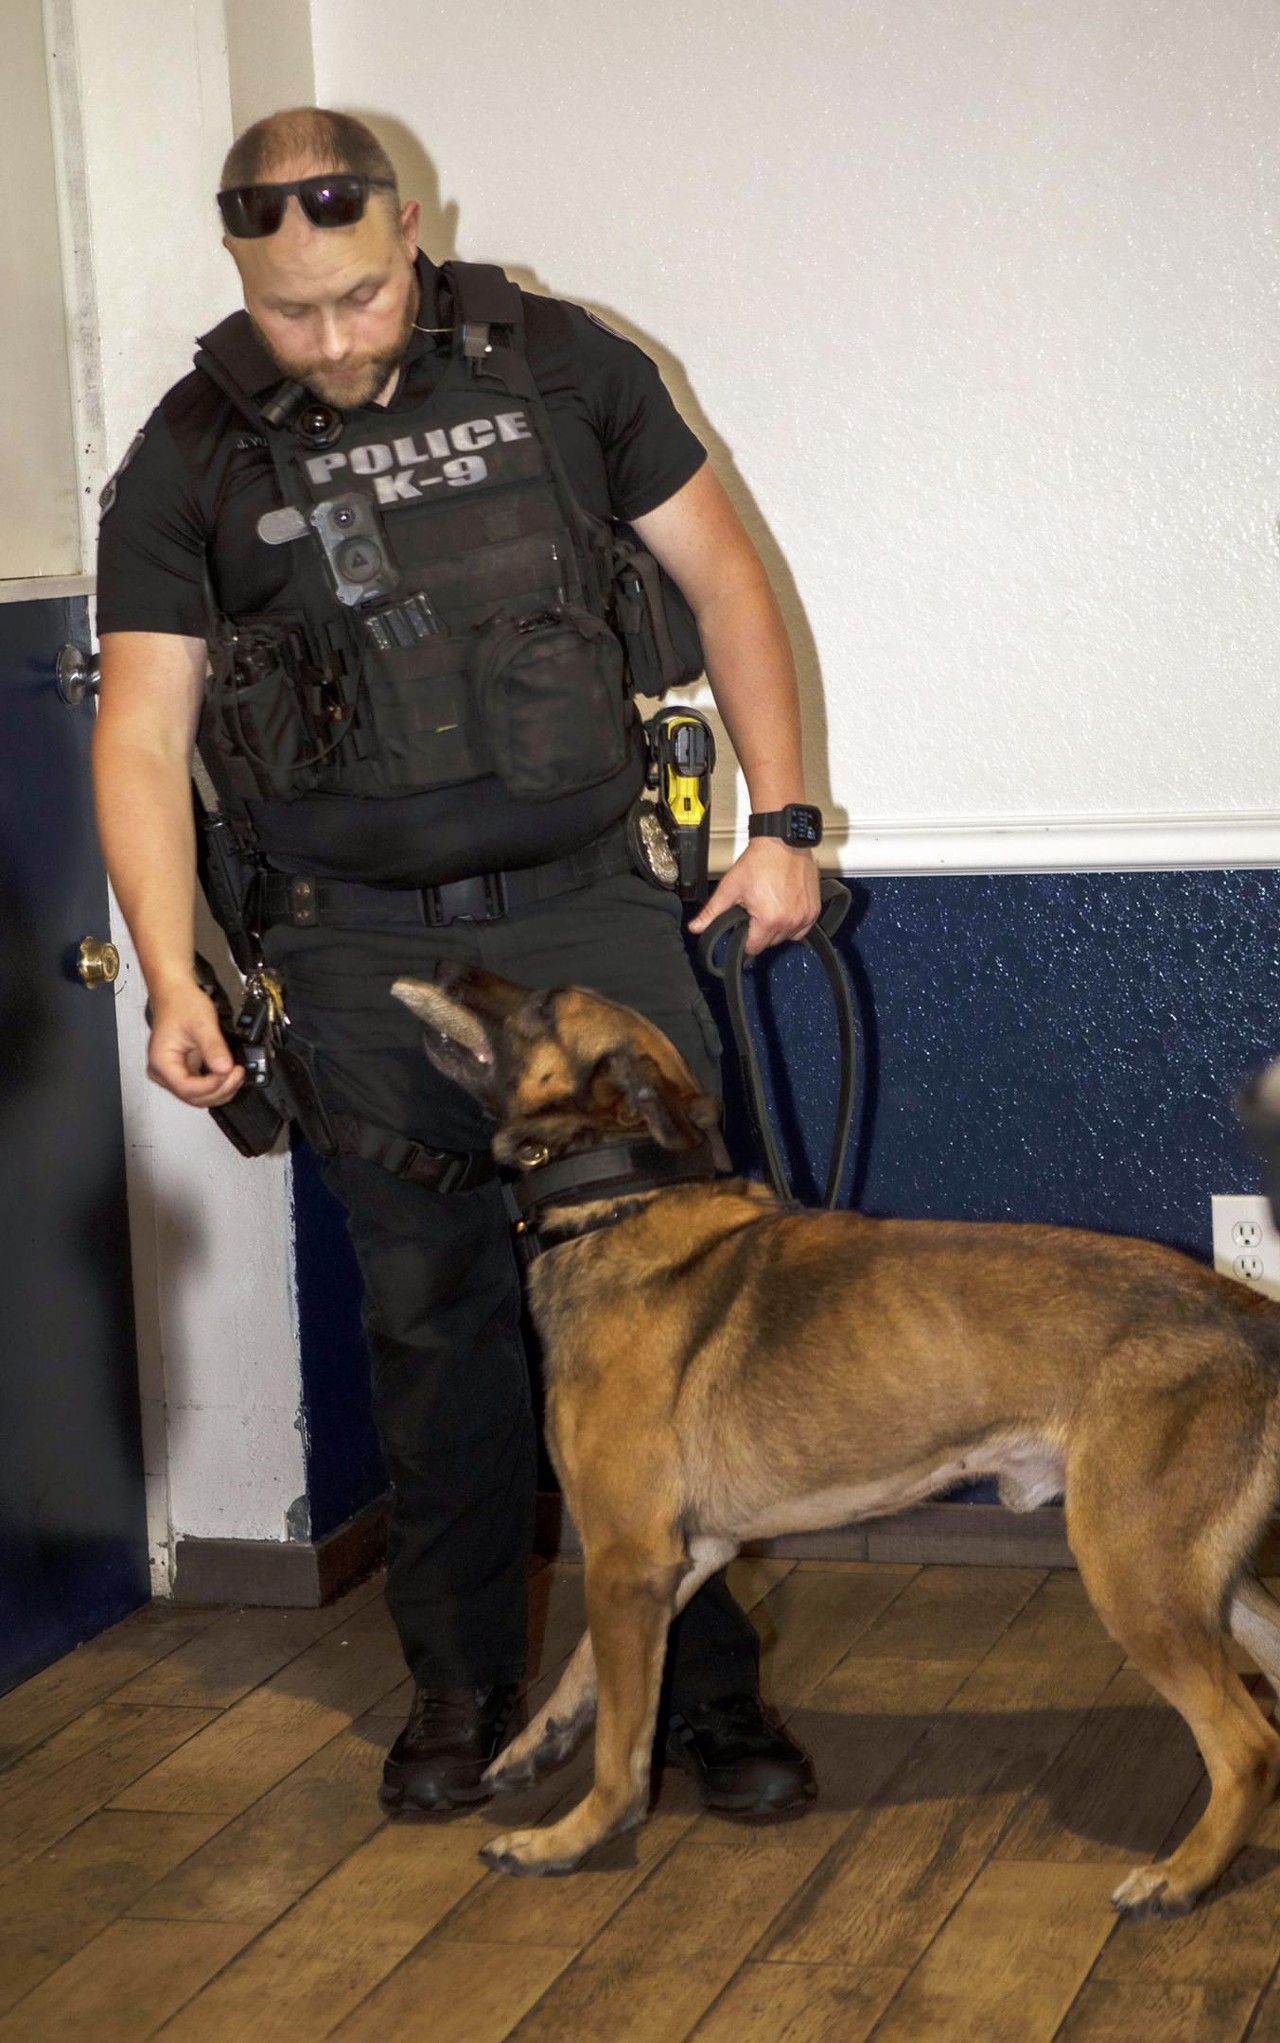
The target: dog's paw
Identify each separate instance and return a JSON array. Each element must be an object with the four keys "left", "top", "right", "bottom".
[
  {"left": 483, "top": 1723, "right": 557, "bottom": 1792},
  {"left": 1110, "top": 1864, "right": 1194, "bottom": 1918},
  {"left": 482, "top": 1751, "right": 540, "bottom": 1793},
  {"left": 483, "top": 1713, "right": 584, "bottom": 1792},
  {"left": 479, "top": 1828, "right": 580, "bottom": 1878}
]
